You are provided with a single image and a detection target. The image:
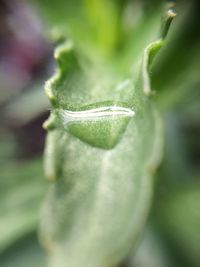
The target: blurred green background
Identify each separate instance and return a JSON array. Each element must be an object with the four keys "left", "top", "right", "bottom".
[{"left": 0, "top": 0, "right": 199, "bottom": 266}]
